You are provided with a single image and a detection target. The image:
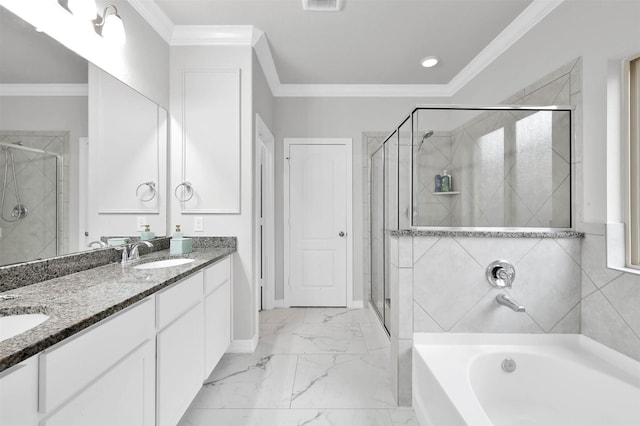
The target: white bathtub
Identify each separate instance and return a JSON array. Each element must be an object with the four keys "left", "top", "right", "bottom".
[{"left": 412, "top": 333, "right": 640, "bottom": 426}]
